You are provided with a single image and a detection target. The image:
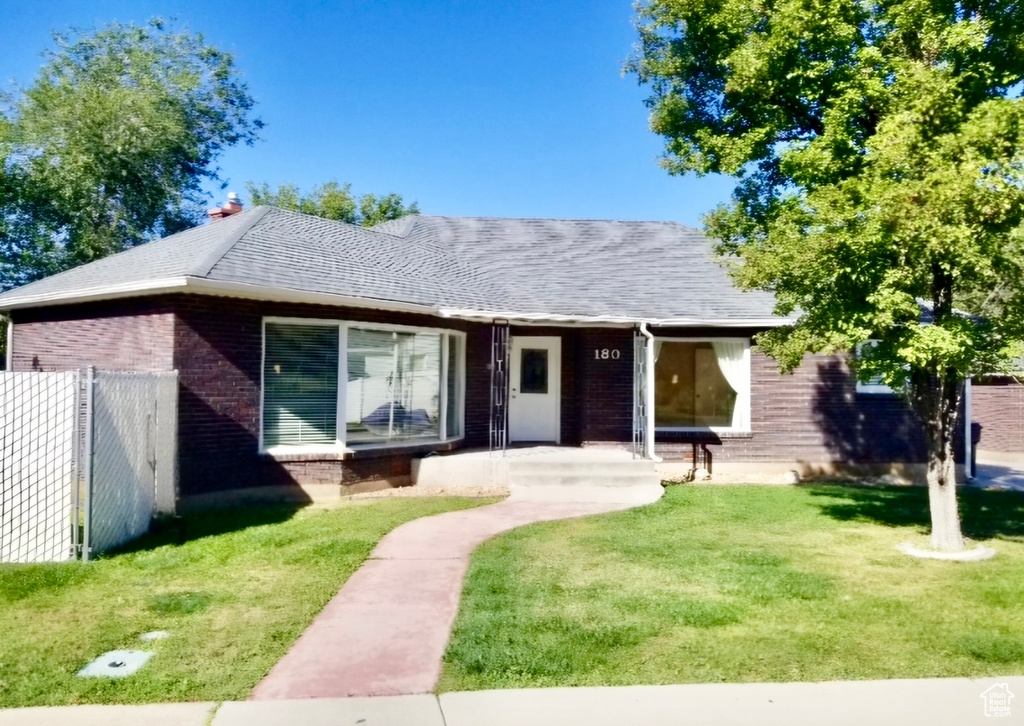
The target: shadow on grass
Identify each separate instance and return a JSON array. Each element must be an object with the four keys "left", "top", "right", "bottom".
[
  {"left": 804, "top": 484, "right": 1024, "bottom": 542},
  {"left": 108, "top": 503, "right": 311, "bottom": 556}
]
